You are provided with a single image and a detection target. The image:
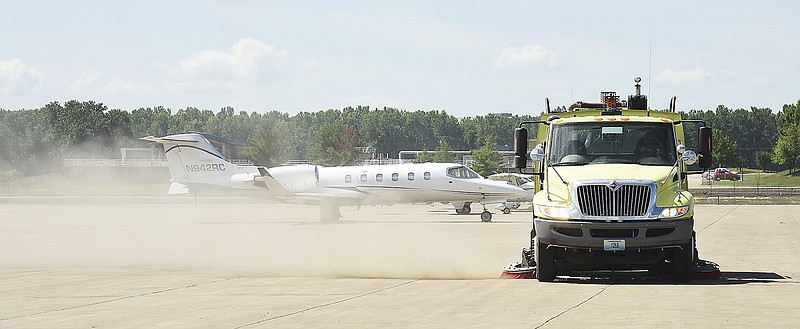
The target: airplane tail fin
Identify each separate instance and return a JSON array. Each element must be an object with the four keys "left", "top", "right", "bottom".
[{"left": 142, "top": 132, "right": 261, "bottom": 193}]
